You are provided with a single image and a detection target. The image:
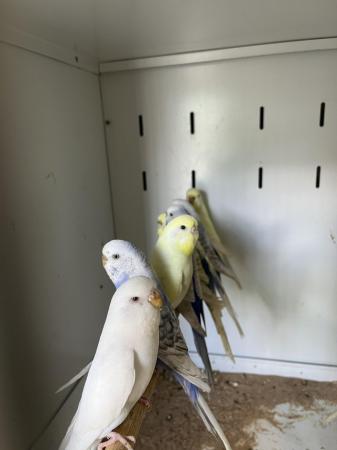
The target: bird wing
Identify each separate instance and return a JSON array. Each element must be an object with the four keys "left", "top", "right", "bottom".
[
  {"left": 176, "top": 282, "right": 206, "bottom": 337},
  {"left": 194, "top": 249, "right": 237, "bottom": 362},
  {"left": 158, "top": 296, "right": 210, "bottom": 393},
  {"left": 198, "top": 221, "right": 242, "bottom": 288},
  {"left": 61, "top": 348, "right": 136, "bottom": 449}
]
